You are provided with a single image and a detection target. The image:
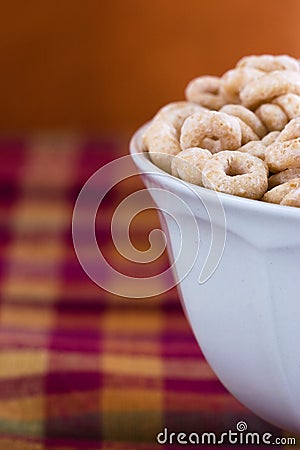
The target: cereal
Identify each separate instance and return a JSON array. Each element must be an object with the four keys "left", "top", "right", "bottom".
[
  {"left": 142, "top": 54, "right": 300, "bottom": 207},
  {"left": 143, "top": 102, "right": 206, "bottom": 173},
  {"left": 273, "top": 94, "right": 300, "bottom": 120},
  {"left": 236, "top": 119, "right": 260, "bottom": 144},
  {"left": 238, "top": 141, "right": 266, "bottom": 160},
  {"left": 202, "top": 151, "right": 268, "bottom": 199},
  {"left": 185, "top": 76, "right": 226, "bottom": 110},
  {"left": 276, "top": 117, "right": 300, "bottom": 142},
  {"left": 261, "top": 131, "right": 280, "bottom": 146},
  {"left": 220, "top": 67, "right": 263, "bottom": 104},
  {"left": 180, "top": 111, "right": 242, "bottom": 153},
  {"left": 281, "top": 187, "right": 300, "bottom": 206},
  {"left": 237, "top": 54, "right": 300, "bottom": 73},
  {"left": 240, "top": 70, "right": 300, "bottom": 109},
  {"left": 171, "top": 148, "right": 212, "bottom": 186},
  {"left": 268, "top": 168, "right": 300, "bottom": 189},
  {"left": 220, "top": 104, "right": 266, "bottom": 142},
  {"left": 255, "top": 104, "right": 288, "bottom": 132},
  {"left": 265, "top": 139, "right": 300, "bottom": 172},
  {"left": 264, "top": 118, "right": 300, "bottom": 172},
  {"left": 262, "top": 178, "right": 300, "bottom": 204}
]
